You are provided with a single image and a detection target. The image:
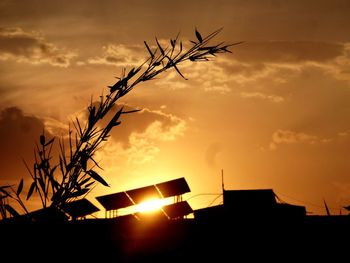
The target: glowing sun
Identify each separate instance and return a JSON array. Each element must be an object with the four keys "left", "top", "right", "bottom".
[{"left": 135, "top": 198, "right": 168, "bottom": 213}]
